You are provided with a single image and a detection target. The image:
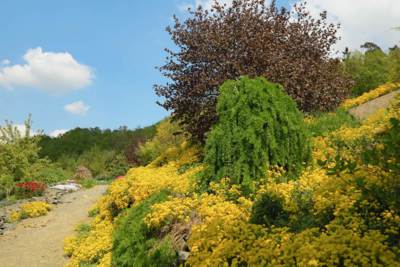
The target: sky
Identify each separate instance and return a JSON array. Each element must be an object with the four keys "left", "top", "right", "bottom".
[{"left": 0, "top": 0, "right": 399, "bottom": 137}]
